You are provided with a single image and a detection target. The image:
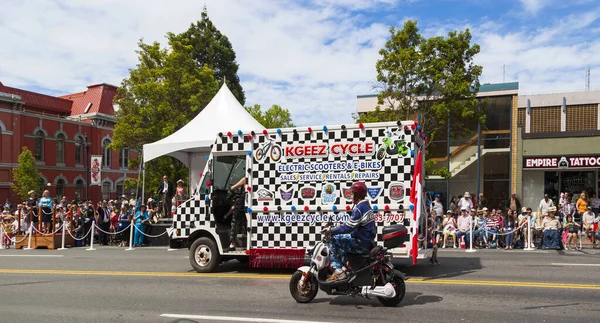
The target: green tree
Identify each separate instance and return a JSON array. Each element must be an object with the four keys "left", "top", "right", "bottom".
[
  {"left": 245, "top": 104, "right": 295, "bottom": 129},
  {"left": 111, "top": 35, "right": 219, "bottom": 196},
  {"left": 11, "top": 147, "right": 42, "bottom": 200},
  {"left": 170, "top": 7, "right": 246, "bottom": 105},
  {"left": 356, "top": 20, "right": 484, "bottom": 178}
]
